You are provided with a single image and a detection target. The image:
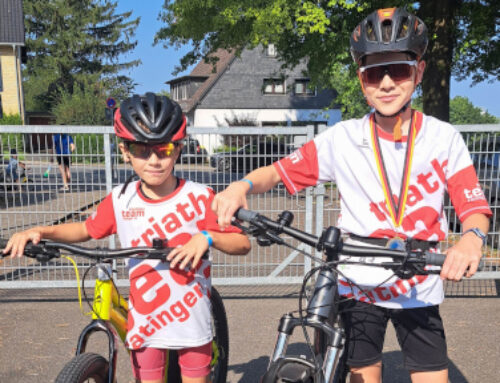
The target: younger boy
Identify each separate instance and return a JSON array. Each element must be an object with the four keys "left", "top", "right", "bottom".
[{"left": 4, "top": 93, "right": 251, "bottom": 383}]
